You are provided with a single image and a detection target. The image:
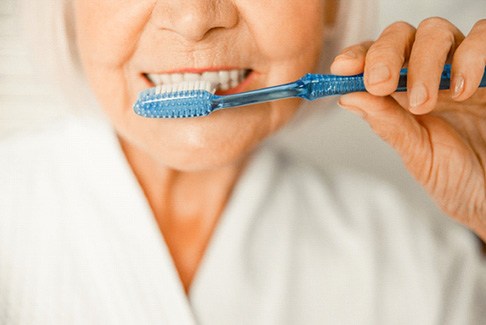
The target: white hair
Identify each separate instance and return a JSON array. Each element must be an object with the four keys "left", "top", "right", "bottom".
[
  {"left": 19, "top": 0, "right": 378, "bottom": 118},
  {"left": 20, "top": 0, "right": 99, "bottom": 116}
]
